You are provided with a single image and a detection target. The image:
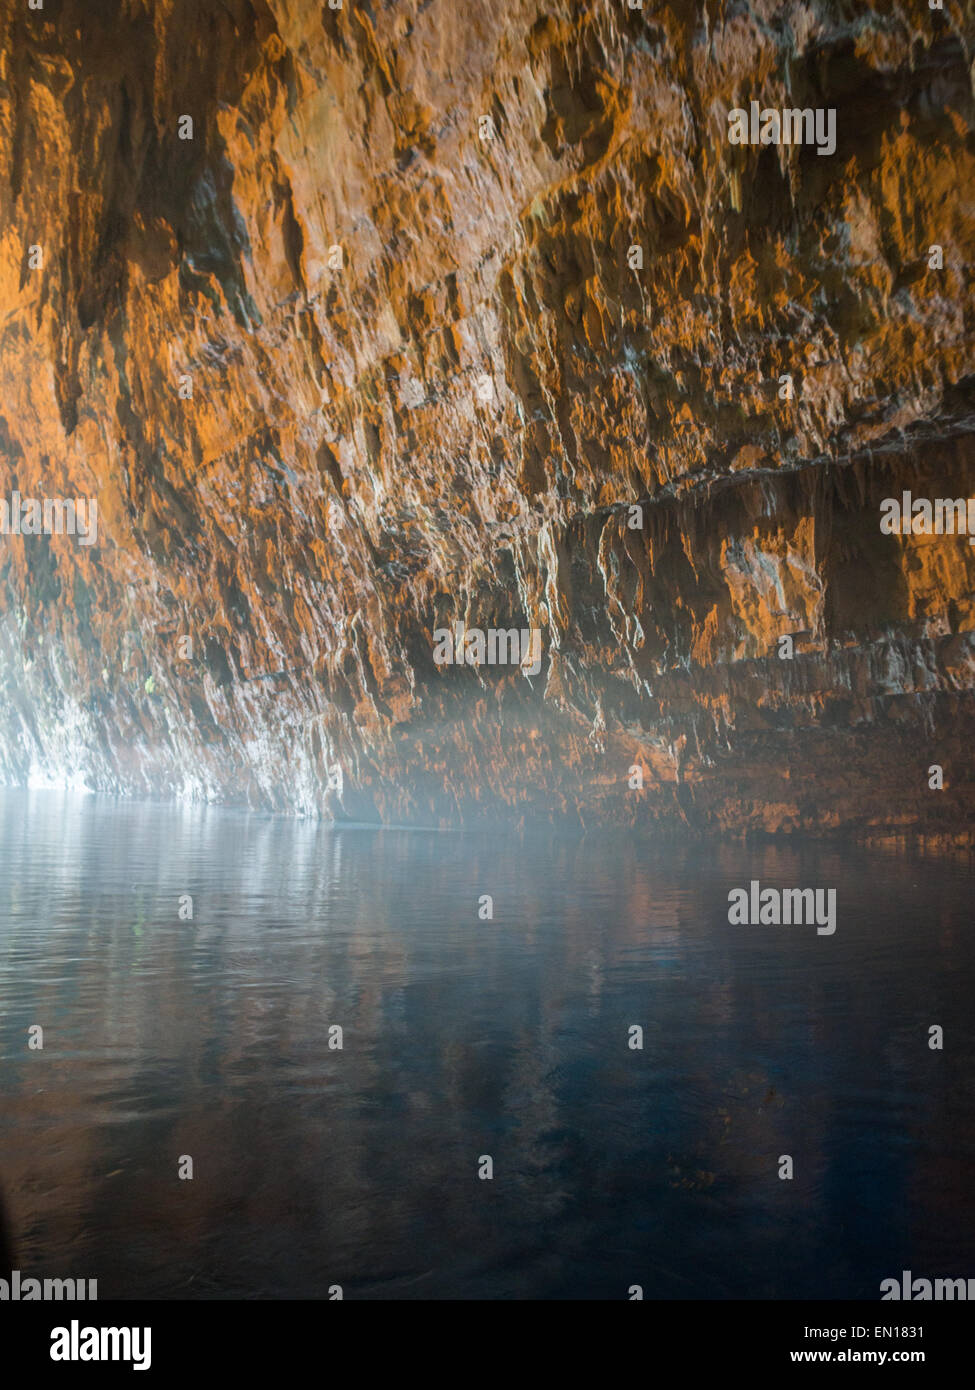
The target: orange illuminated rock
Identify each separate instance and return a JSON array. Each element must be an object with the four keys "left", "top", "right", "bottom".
[{"left": 0, "top": 0, "right": 972, "bottom": 841}]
